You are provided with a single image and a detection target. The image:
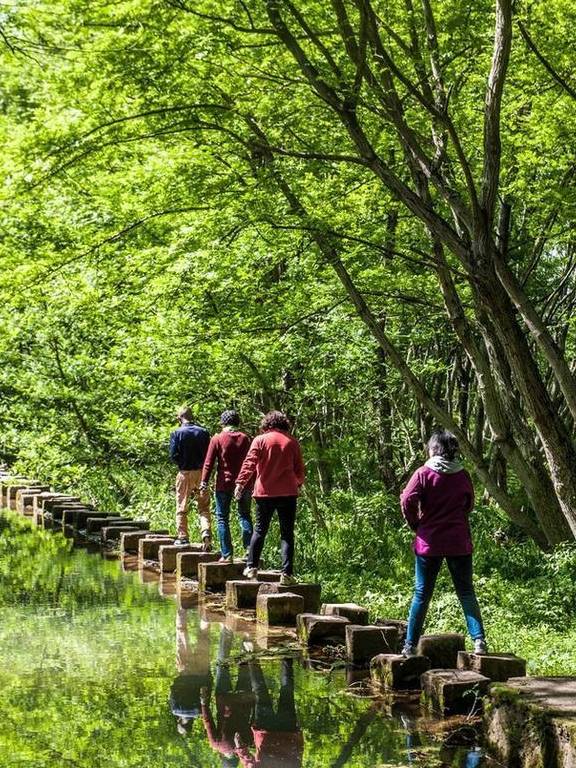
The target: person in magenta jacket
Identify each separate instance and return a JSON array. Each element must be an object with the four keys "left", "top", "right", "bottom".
[
  {"left": 400, "top": 429, "right": 488, "bottom": 657},
  {"left": 234, "top": 411, "right": 305, "bottom": 586}
]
